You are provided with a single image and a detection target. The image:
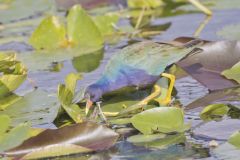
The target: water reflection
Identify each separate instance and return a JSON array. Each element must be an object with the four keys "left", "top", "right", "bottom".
[{"left": 72, "top": 49, "right": 104, "bottom": 73}]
